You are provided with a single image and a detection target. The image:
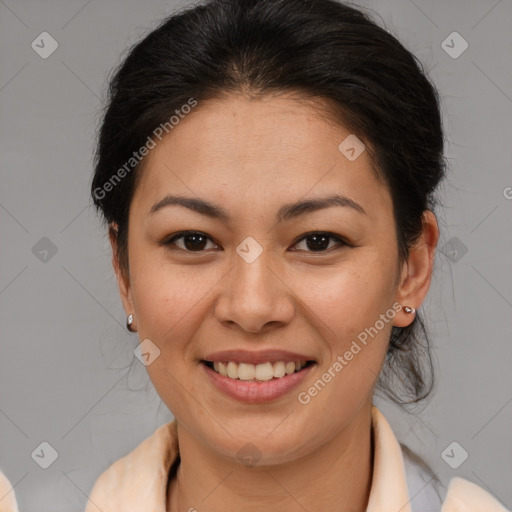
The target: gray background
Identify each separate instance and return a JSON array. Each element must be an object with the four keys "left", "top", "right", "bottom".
[{"left": 0, "top": 0, "right": 511, "bottom": 510}]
